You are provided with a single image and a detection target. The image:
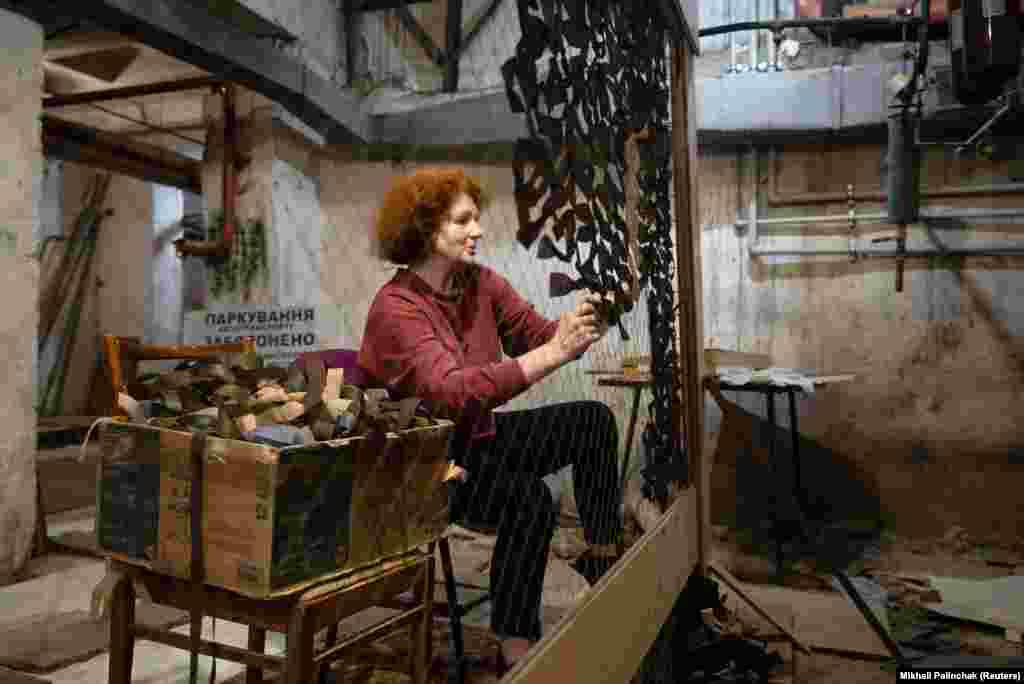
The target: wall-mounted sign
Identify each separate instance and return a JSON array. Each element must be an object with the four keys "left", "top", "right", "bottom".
[{"left": 184, "top": 305, "right": 318, "bottom": 368}]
